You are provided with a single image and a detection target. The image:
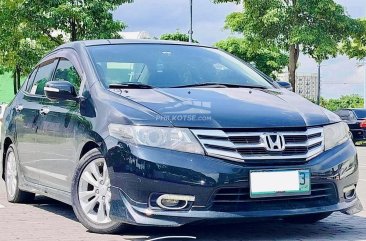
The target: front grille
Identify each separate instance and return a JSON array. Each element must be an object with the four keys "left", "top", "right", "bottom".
[
  {"left": 191, "top": 128, "right": 324, "bottom": 163},
  {"left": 211, "top": 183, "right": 338, "bottom": 212}
]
